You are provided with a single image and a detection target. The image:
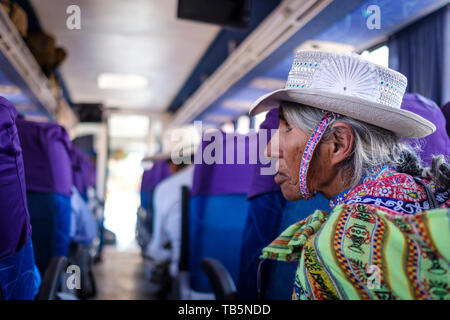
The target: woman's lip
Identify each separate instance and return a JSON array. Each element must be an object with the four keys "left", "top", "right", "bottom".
[{"left": 275, "top": 172, "right": 289, "bottom": 184}]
